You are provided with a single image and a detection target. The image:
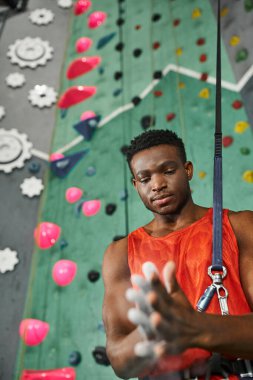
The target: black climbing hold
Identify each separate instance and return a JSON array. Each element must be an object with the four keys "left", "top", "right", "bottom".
[
  {"left": 133, "top": 48, "right": 142, "bottom": 57},
  {"left": 153, "top": 70, "right": 163, "bottom": 79},
  {"left": 28, "top": 161, "right": 41, "bottom": 174},
  {"left": 114, "top": 71, "right": 123, "bottom": 80},
  {"left": 141, "top": 115, "right": 156, "bottom": 130},
  {"left": 92, "top": 346, "right": 110, "bottom": 366},
  {"left": 132, "top": 96, "right": 142, "bottom": 106},
  {"left": 88, "top": 270, "right": 100, "bottom": 282},
  {"left": 105, "top": 203, "right": 117, "bottom": 215},
  {"left": 115, "top": 42, "right": 124, "bottom": 51},
  {"left": 116, "top": 18, "right": 124, "bottom": 26},
  {"left": 98, "top": 67, "right": 105, "bottom": 75},
  {"left": 113, "top": 88, "right": 122, "bottom": 97},
  {"left": 120, "top": 145, "right": 128, "bottom": 156},
  {"left": 69, "top": 351, "right": 82, "bottom": 366},
  {"left": 113, "top": 235, "right": 126, "bottom": 241},
  {"left": 152, "top": 13, "right": 161, "bottom": 22},
  {"left": 60, "top": 239, "right": 68, "bottom": 250}
]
